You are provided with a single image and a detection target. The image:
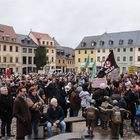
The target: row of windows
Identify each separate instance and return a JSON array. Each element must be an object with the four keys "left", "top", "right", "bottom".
[
  {"left": 81, "top": 39, "right": 133, "bottom": 47},
  {"left": 0, "top": 57, "right": 18, "bottom": 63},
  {"left": 58, "top": 59, "right": 73, "bottom": 64},
  {"left": 42, "top": 41, "right": 53, "bottom": 46},
  {"left": 2, "top": 36, "right": 16, "bottom": 42},
  {"left": 23, "top": 48, "right": 36, "bottom": 53},
  {"left": 0, "top": 45, "right": 19, "bottom": 52},
  {"left": 78, "top": 58, "right": 96, "bottom": 63},
  {"left": 46, "top": 49, "right": 54, "bottom": 53},
  {"left": 22, "top": 56, "right": 35, "bottom": 65},
  {"left": 78, "top": 50, "right": 94, "bottom": 54}
]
